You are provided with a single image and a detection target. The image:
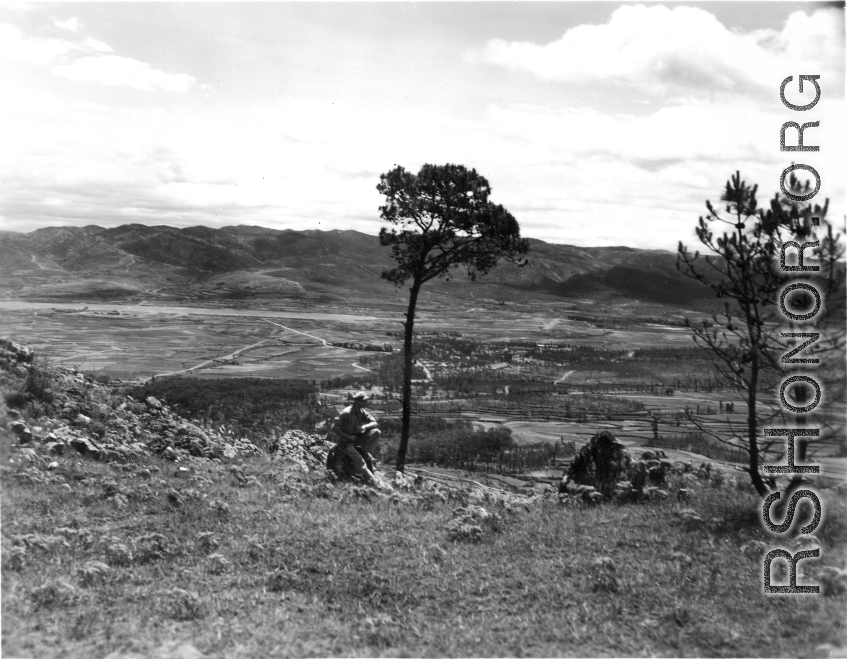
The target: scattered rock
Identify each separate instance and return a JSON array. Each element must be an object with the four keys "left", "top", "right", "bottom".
[
  {"left": 9, "top": 421, "right": 33, "bottom": 444},
  {"left": 69, "top": 436, "right": 101, "bottom": 459},
  {"left": 591, "top": 556, "right": 621, "bottom": 593},
  {"left": 166, "top": 489, "right": 183, "bottom": 508},
  {"left": 446, "top": 504, "right": 500, "bottom": 542},
  {"left": 676, "top": 508, "right": 704, "bottom": 526},
  {"left": 592, "top": 556, "right": 616, "bottom": 571},
  {"left": 393, "top": 470, "right": 417, "bottom": 490},
  {"left": 270, "top": 429, "right": 333, "bottom": 470},
  {"left": 42, "top": 438, "right": 66, "bottom": 456},
  {"left": 0, "top": 339, "right": 34, "bottom": 365},
  {"left": 671, "top": 551, "right": 692, "bottom": 566},
  {"left": 1, "top": 342, "right": 269, "bottom": 464},
  {"left": 818, "top": 566, "right": 847, "bottom": 597}
]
